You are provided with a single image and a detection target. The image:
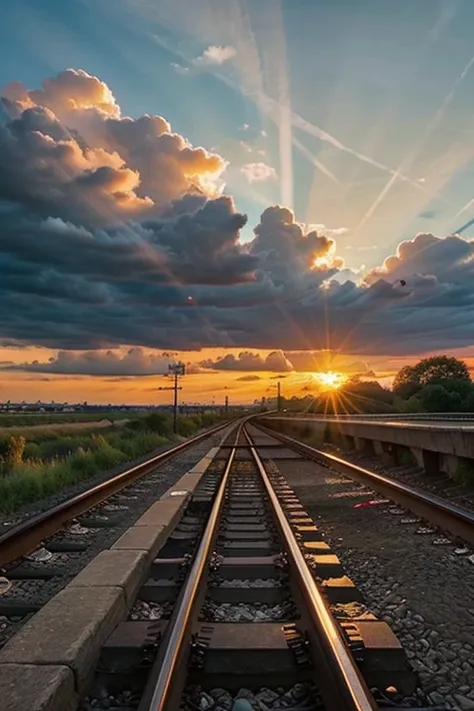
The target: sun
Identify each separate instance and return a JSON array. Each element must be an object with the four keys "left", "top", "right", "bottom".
[{"left": 313, "top": 370, "right": 347, "bottom": 390}]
